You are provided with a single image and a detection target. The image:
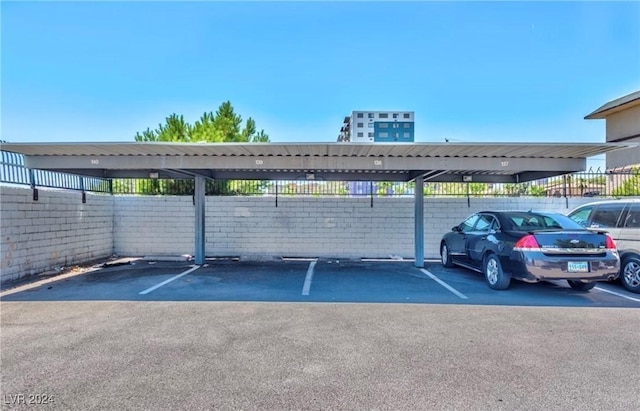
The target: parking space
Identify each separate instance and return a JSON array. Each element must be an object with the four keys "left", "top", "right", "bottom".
[
  {"left": 2, "top": 258, "right": 639, "bottom": 410},
  {"left": 2, "top": 258, "right": 639, "bottom": 308}
]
